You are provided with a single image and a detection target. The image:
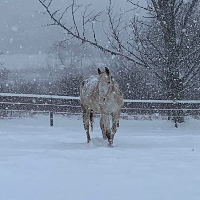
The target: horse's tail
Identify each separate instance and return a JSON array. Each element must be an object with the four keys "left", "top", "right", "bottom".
[{"left": 90, "top": 110, "right": 94, "bottom": 131}]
